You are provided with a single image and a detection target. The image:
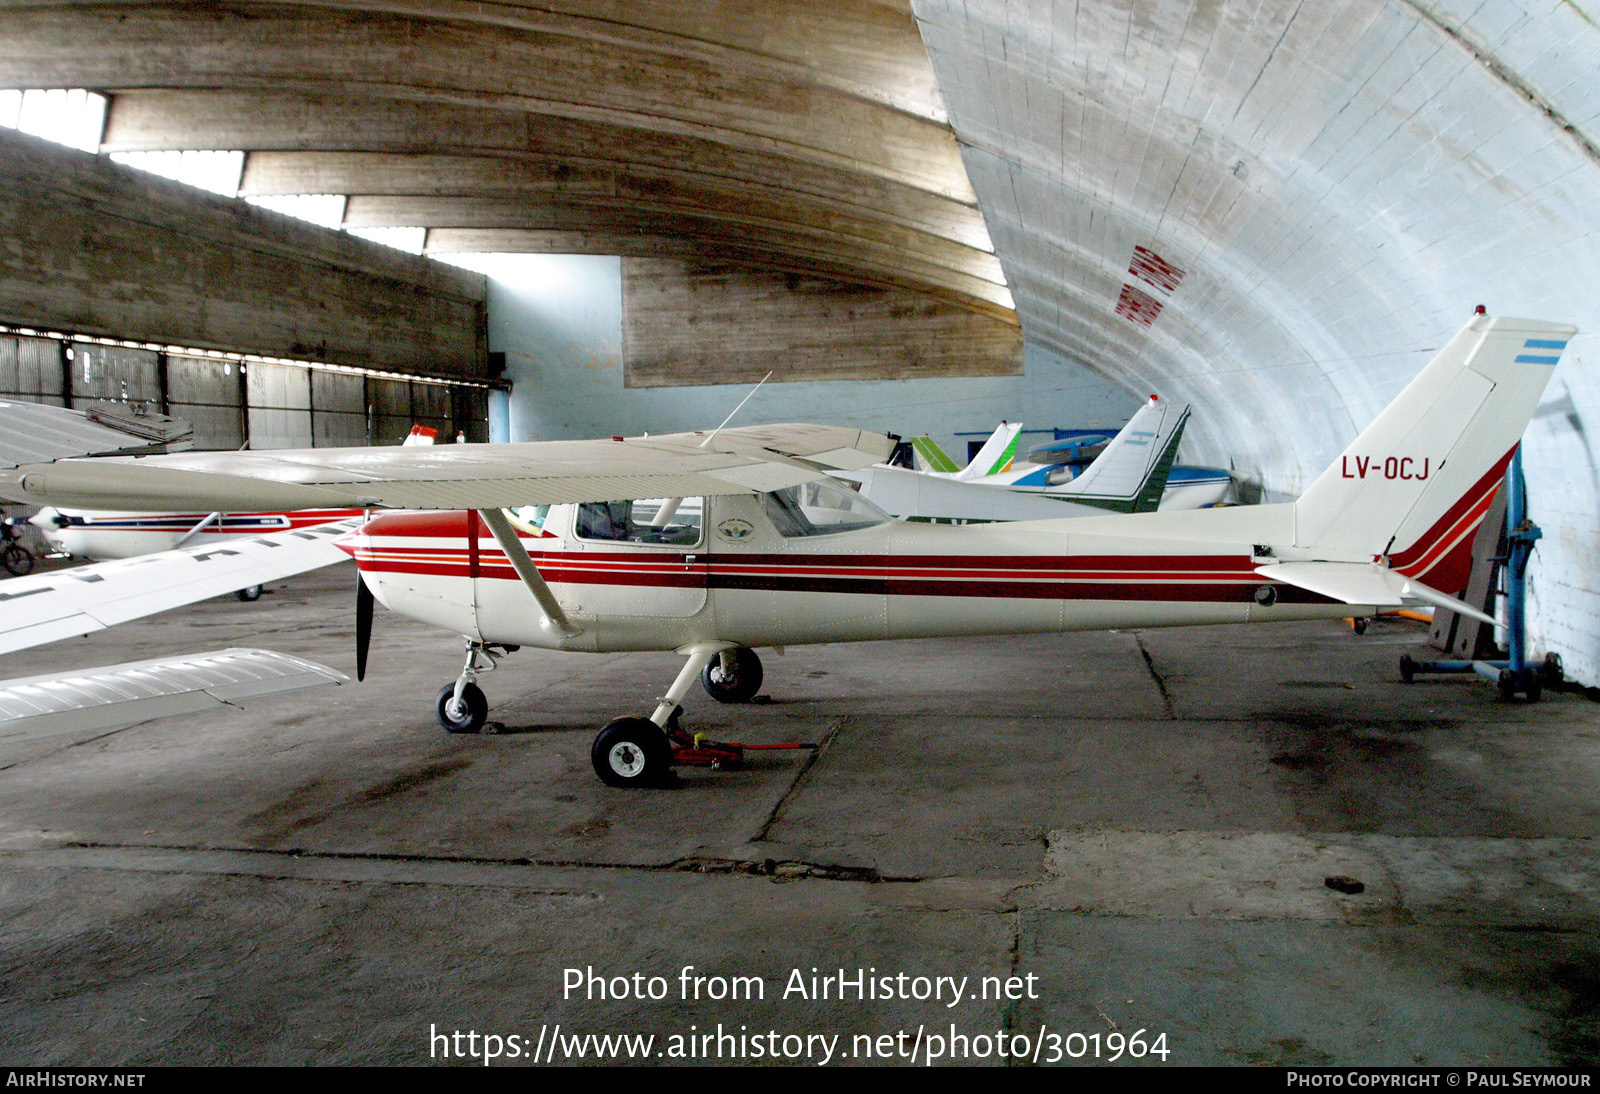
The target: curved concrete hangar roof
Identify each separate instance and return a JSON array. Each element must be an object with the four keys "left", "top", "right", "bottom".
[{"left": 0, "top": 0, "right": 1010, "bottom": 322}]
